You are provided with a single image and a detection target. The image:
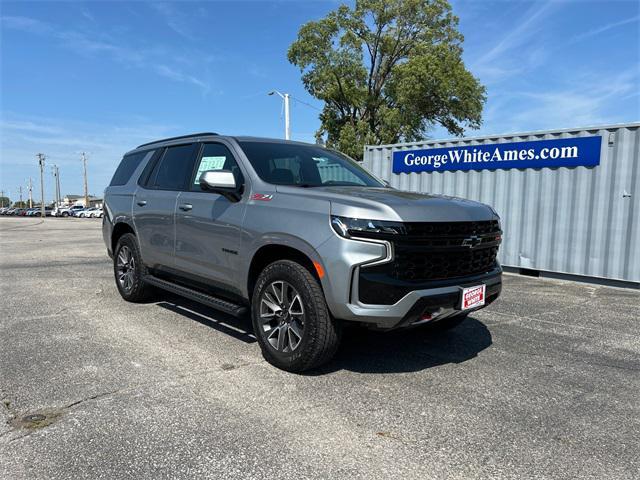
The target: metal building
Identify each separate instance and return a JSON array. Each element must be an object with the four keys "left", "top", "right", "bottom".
[{"left": 363, "top": 123, "right": 639, "bottom": 287}]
